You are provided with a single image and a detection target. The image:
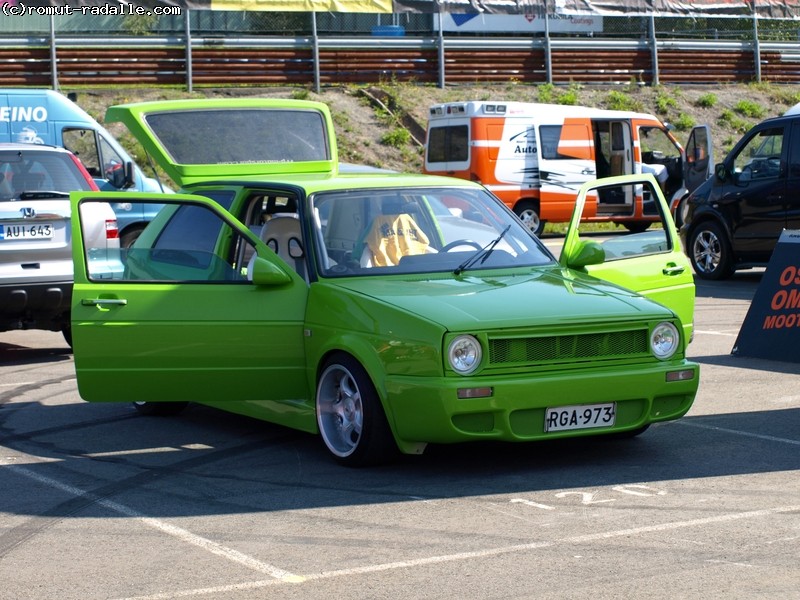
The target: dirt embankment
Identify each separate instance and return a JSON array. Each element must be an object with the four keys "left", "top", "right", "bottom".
[{"left": 75, "top": 82, "right": 800, "bottom": 177}]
